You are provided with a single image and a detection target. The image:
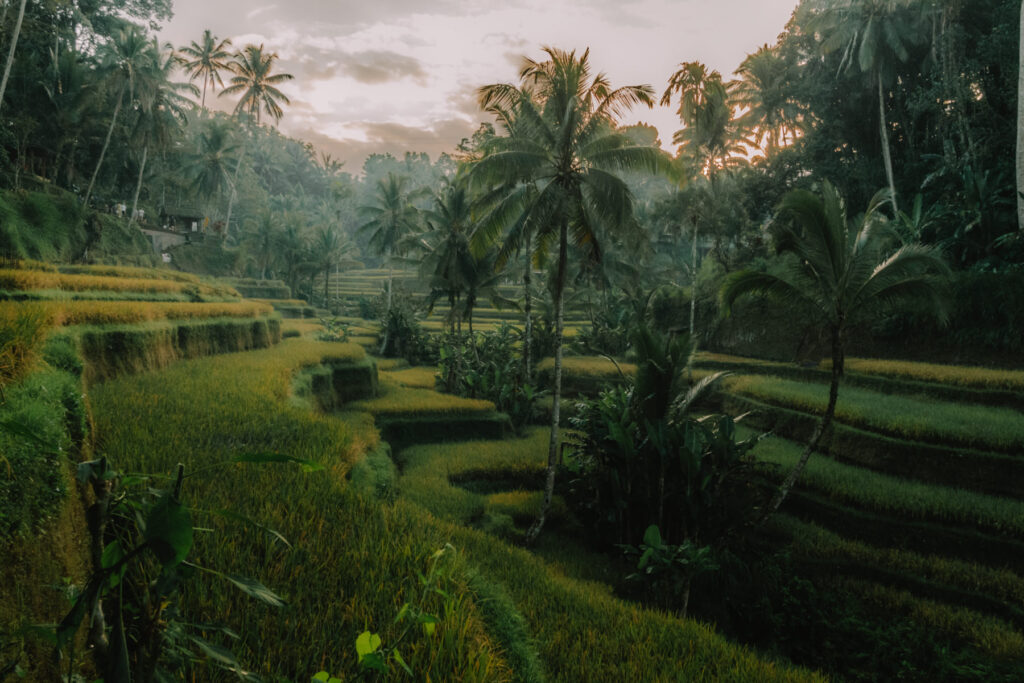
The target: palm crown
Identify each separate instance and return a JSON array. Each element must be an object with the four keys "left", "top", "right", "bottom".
[
  {"left": 179, "top": 30, "right": 233, "bottom": 108},
  {"left": 220, "top": 44, "right": 293, "bottom": 125}
]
